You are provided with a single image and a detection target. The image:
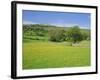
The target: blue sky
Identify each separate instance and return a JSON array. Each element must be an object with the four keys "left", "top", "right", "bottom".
[{"left": 23, "top": 10, "right": 90, "bottom": 29}]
